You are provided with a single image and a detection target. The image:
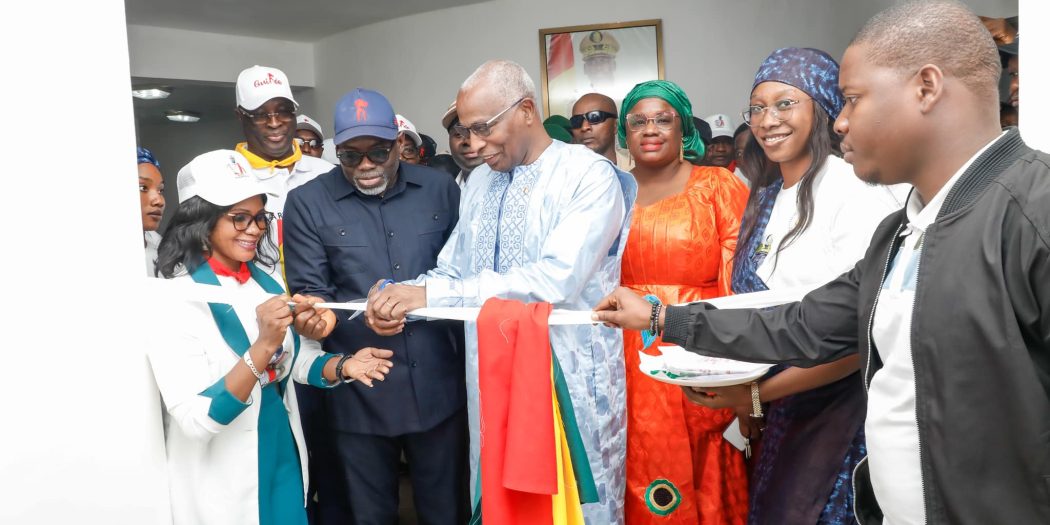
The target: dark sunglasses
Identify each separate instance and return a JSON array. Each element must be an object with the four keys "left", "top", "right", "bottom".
[
  {"left": 569, "top": 110, "right": 617, "bottom": 129},
  {"left": 225, "top": 211, "right": 274, "bottom": 232},
  {"left": 294, "top": 137, "right": 321, "bottom": 149},
  {"left": 337, "top": 146, "right": 393, "bottom": 167}
]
